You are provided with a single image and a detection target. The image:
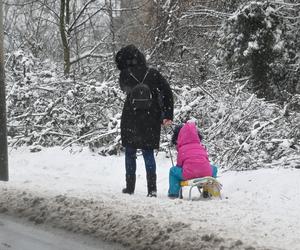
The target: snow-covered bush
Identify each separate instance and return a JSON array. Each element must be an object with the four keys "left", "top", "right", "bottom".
[
  {"left": 6, "top": 52, "right": 123, "bottom": 155},
  {"left": 217, "top": 1, "right": 300, "bottom": 101}
]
